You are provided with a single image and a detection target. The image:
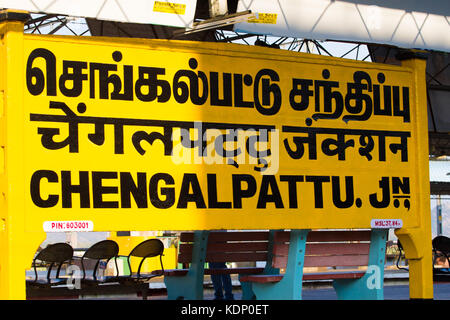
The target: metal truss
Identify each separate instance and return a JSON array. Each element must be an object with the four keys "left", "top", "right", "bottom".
[
  {"left": 214, "top": 30, "right": 373, "bottom": 61},
  {"left": 23, "top": 14, "right": 373, "bottom": 61},
  {"left": 24, "top": 14, "right": 90, "bottom": 36}
]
